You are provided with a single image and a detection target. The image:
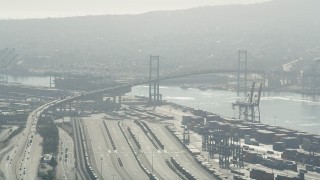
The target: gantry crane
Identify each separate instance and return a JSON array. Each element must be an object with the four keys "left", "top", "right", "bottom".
[{"left": 232, "top": 82, "right": 262, "bottom": 122}]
